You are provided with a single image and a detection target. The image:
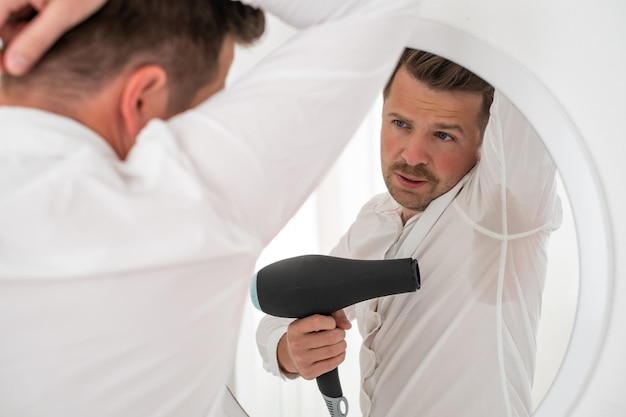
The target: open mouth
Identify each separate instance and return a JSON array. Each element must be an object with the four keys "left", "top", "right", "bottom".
[
  {"left": 400, "top": 174, "right": 422, "bottom": 183},
  {"left": 397, "top": 173, "right": 427, "bottom": 188}
]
